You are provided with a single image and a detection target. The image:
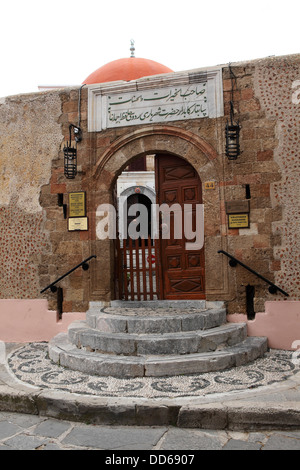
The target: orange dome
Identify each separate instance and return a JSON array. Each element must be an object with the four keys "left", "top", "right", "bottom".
[{"left": 83, "top": 57, "right": 173, "bottom": 84}]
